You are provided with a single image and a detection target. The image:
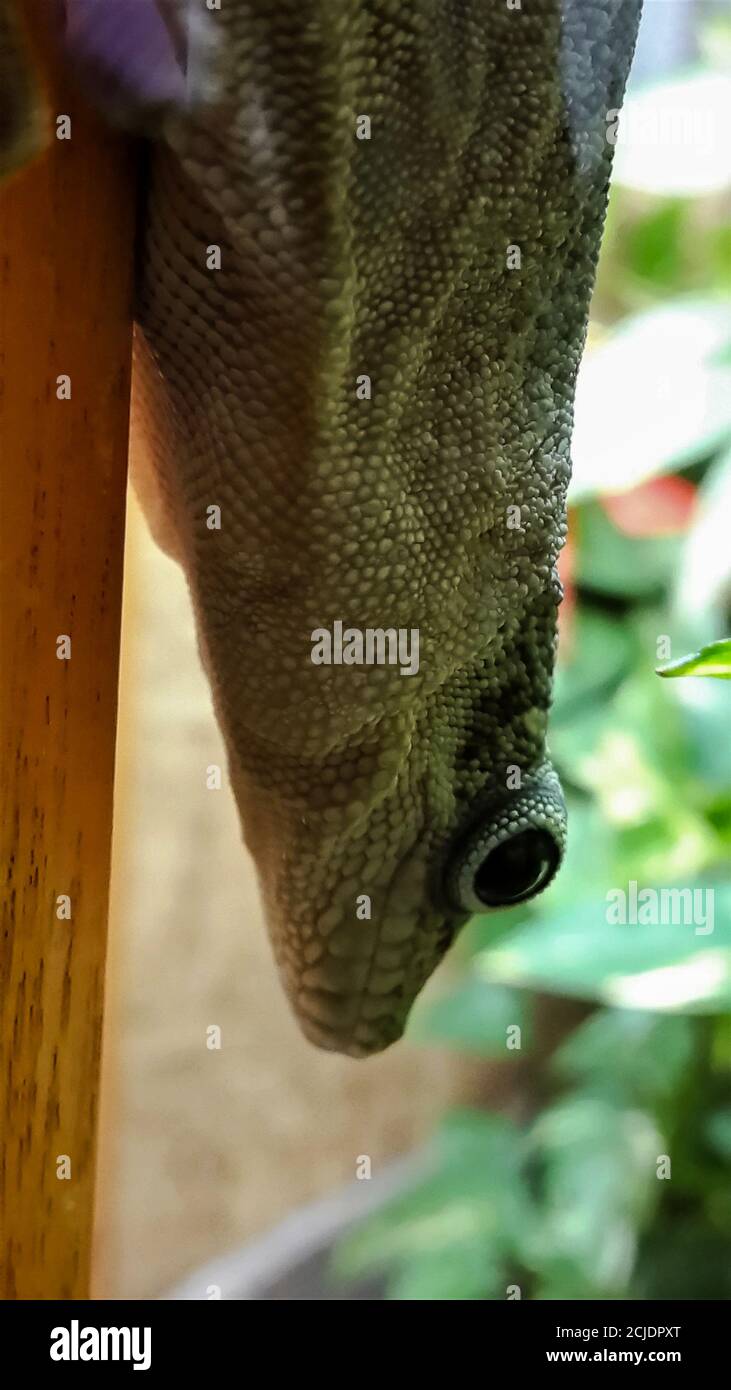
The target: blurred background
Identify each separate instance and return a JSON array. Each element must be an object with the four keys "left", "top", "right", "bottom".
[{"left": 95, "top": 0, "right": 731, "bottom": 1299}]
